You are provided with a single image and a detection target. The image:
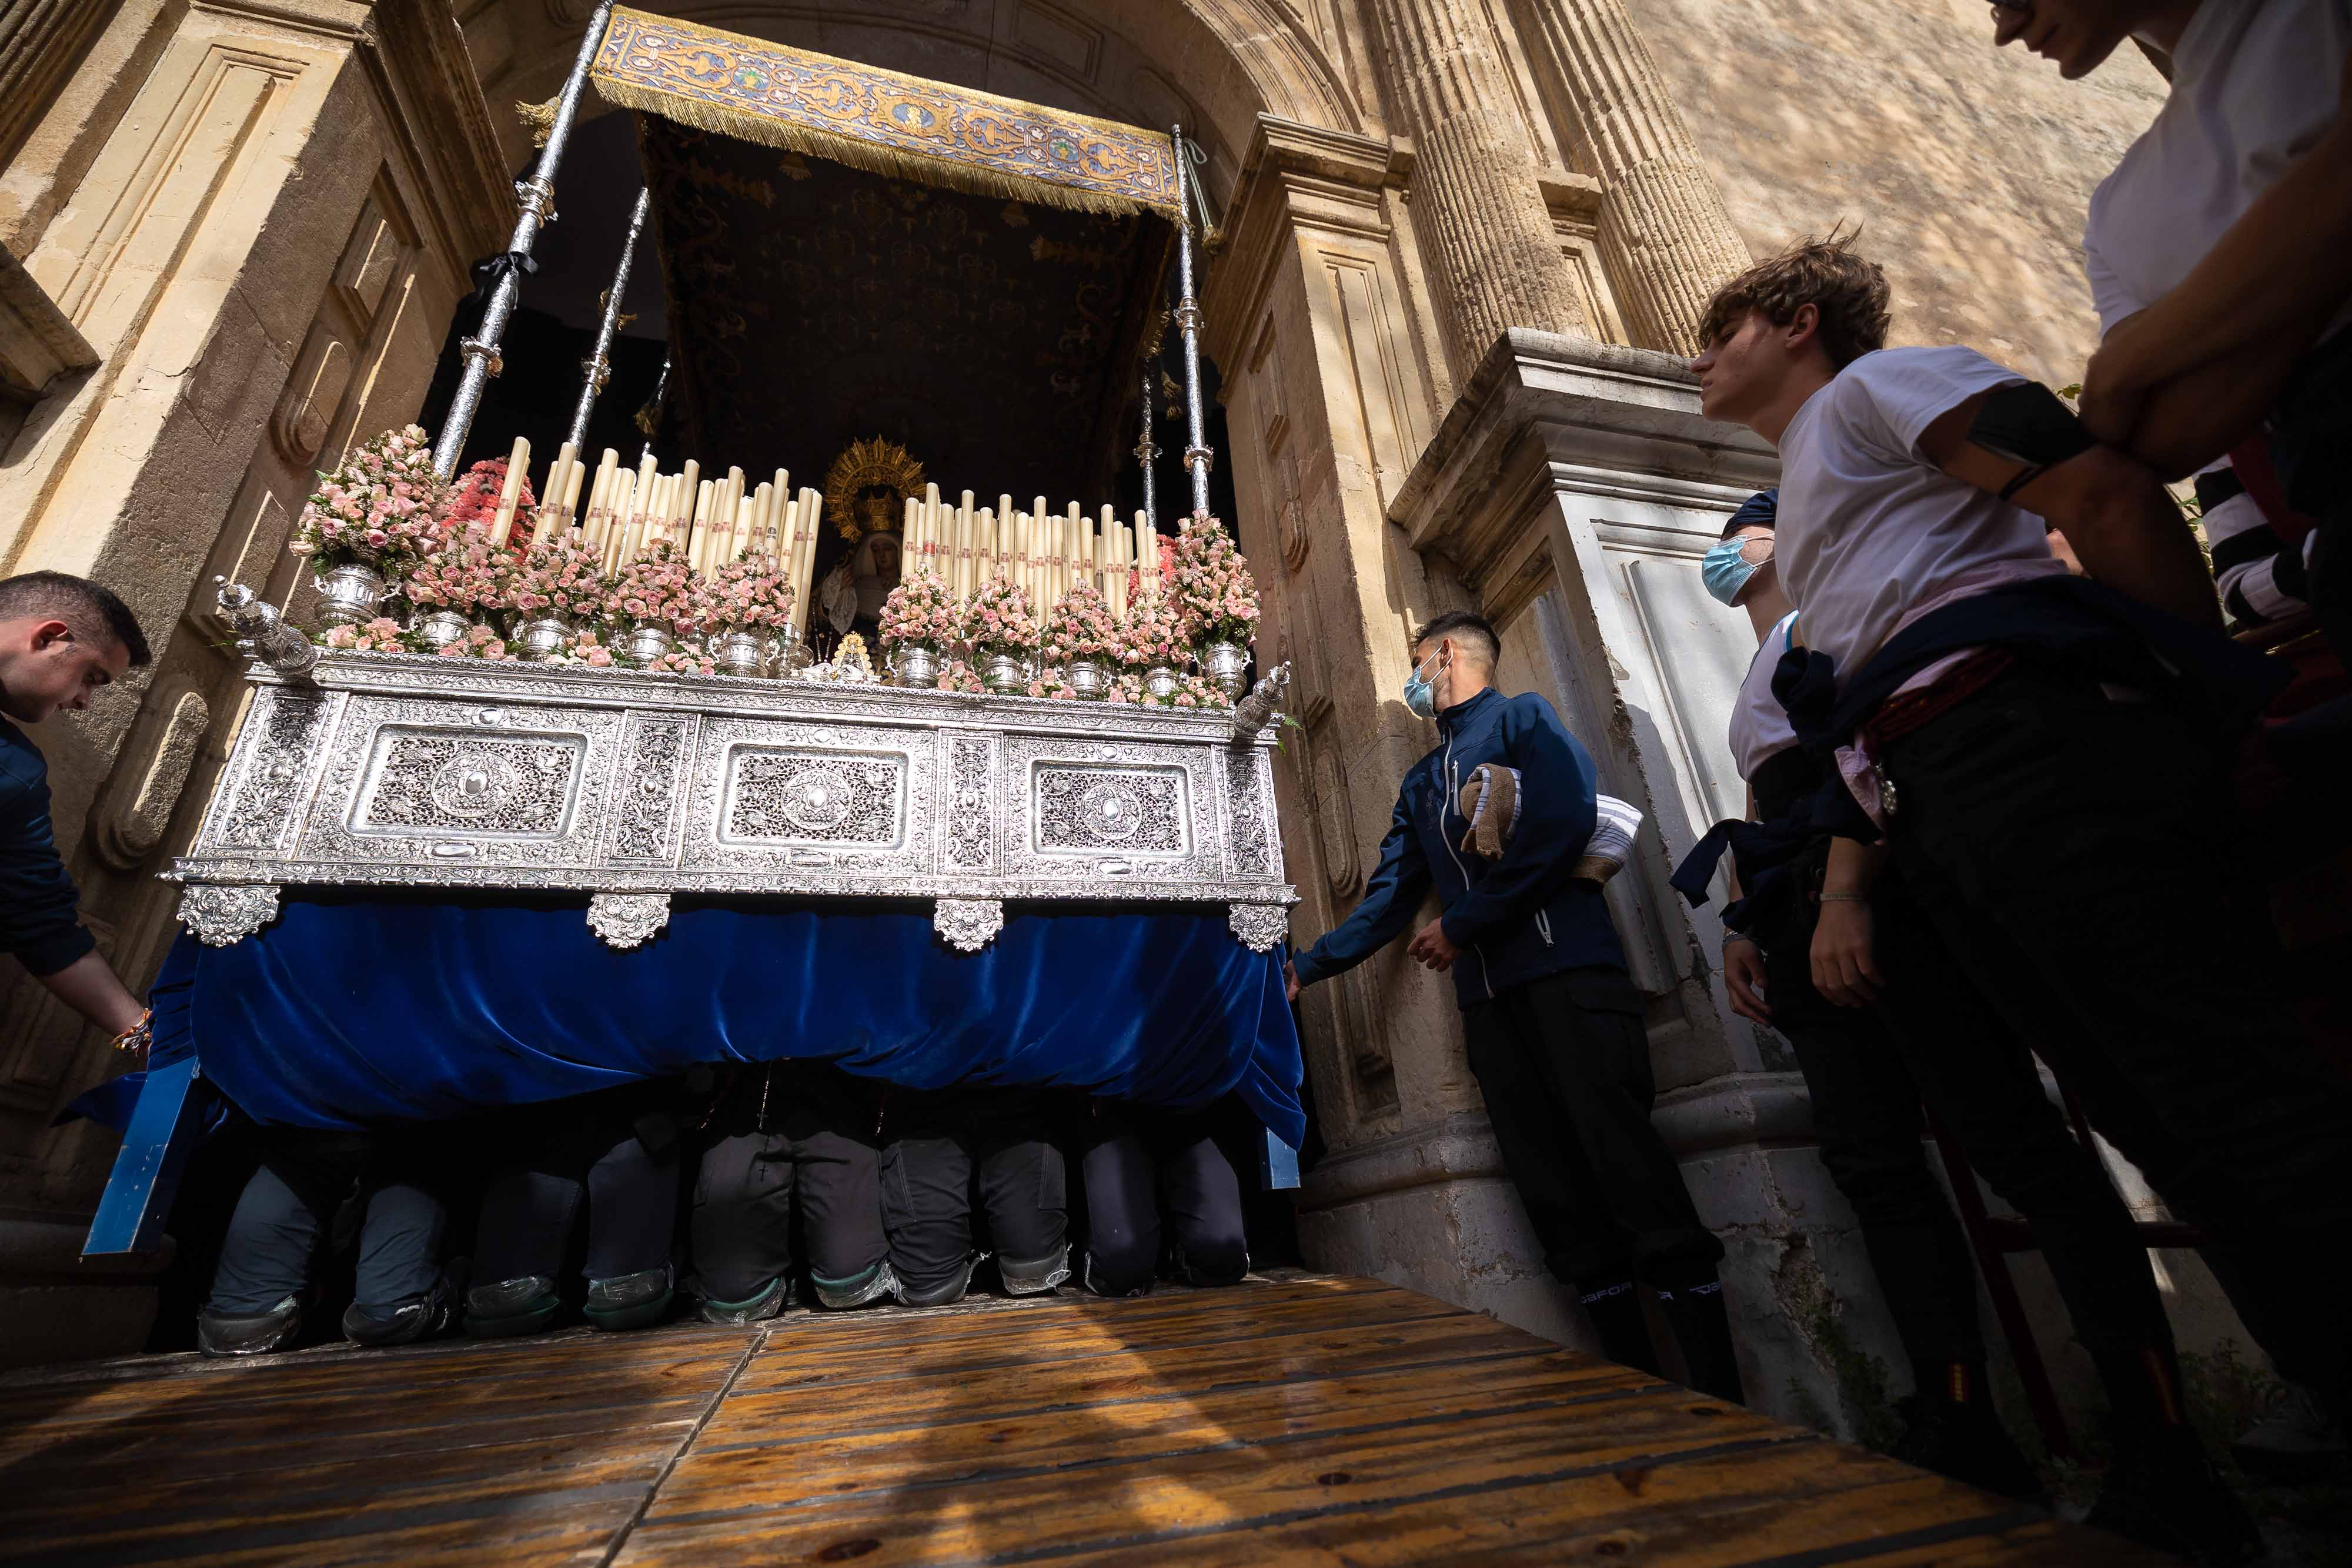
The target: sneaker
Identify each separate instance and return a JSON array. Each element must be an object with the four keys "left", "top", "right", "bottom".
[
  {"left": 2086, "top": 1427, "right": 2264, "bottom": 1567},
  {"left": 2231, "top": 1382, "right": 2348, "bottom": 1485},
  {"left": 1890, "top": 1395, "right": 2046, "bottom": 1503}
]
